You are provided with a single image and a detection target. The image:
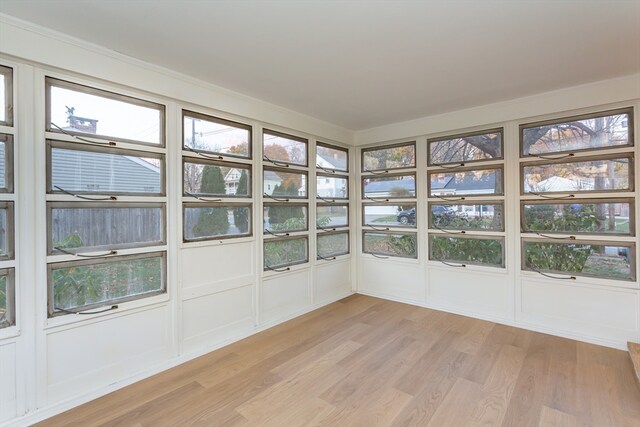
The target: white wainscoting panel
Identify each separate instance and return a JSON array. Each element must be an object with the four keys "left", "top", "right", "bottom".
[
  {"left": 181, "top": 243, "right": 254, "bottom": 289},
  {"left": 314, "top": 259, "right": 352, "bottom": 304},
  {"left": 261, "top": 269, "right": 312, "bottom": 325},
  {"left": 0, "top": 341, "right": 18, "bottom": 422}
]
